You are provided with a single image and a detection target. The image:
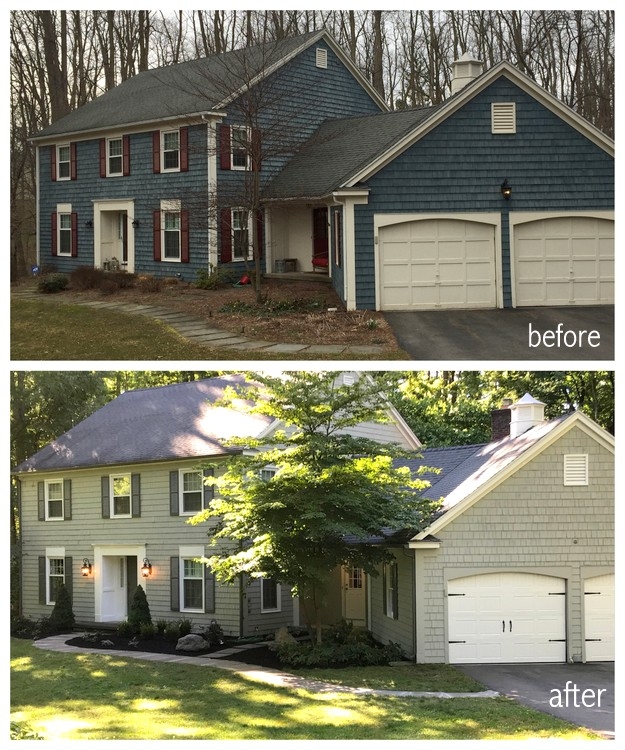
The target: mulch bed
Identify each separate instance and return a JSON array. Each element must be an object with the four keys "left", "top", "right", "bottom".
[{"left": 65, "top": 634, "right": 223, "bottom": 658}]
